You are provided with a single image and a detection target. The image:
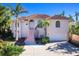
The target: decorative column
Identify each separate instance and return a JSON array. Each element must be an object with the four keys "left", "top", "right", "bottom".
[{"left": 25, "top": 20, "right": 36, "bottom": 45}]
